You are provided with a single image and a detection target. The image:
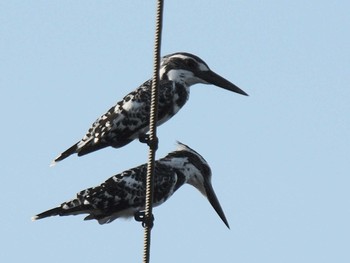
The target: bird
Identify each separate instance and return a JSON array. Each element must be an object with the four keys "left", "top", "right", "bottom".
[
  {"left": 51, "top": 52, "right": 248, "bottom": 165},
  {"left": 34, "top": 142, "right": 230, "bottom": 228}
]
